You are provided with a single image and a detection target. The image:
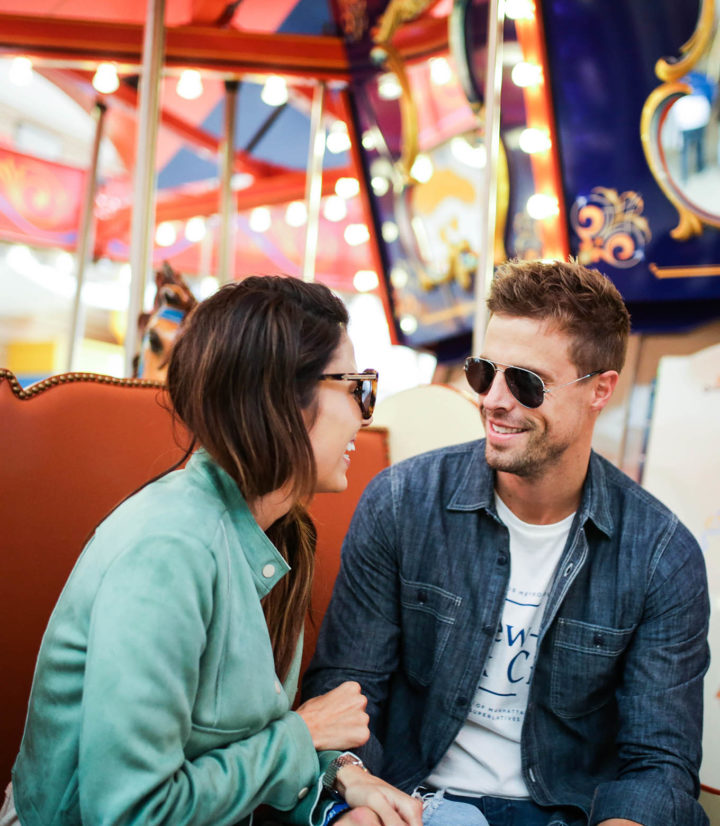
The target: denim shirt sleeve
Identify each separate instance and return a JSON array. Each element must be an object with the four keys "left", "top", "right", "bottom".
[
  {"left": 588, "top": 517, "right": 710, "bottom": 826},
  {"left": 303, "top": 469, "right": 400, "bottom": 774}
]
